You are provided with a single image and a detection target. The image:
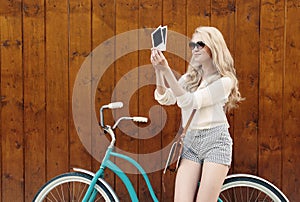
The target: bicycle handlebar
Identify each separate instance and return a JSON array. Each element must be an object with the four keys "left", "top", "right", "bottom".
[
  {"left": 99, "top": 102, "right": 123, "bottom": 128},
  {"left": 103, "top": 102, "right": 124, "bottom": 109},
  {"left": 99, "top": 102, "right": 148, "bottom": 147},
  {"left": 112, "top": 116, "right": 148, "bottom": 129},
  {"left": 133, "top": 116, "right": 148, "bottom": 123},
  {"left": 99, "top": 102, "right": 148, "bottom": 143}
]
